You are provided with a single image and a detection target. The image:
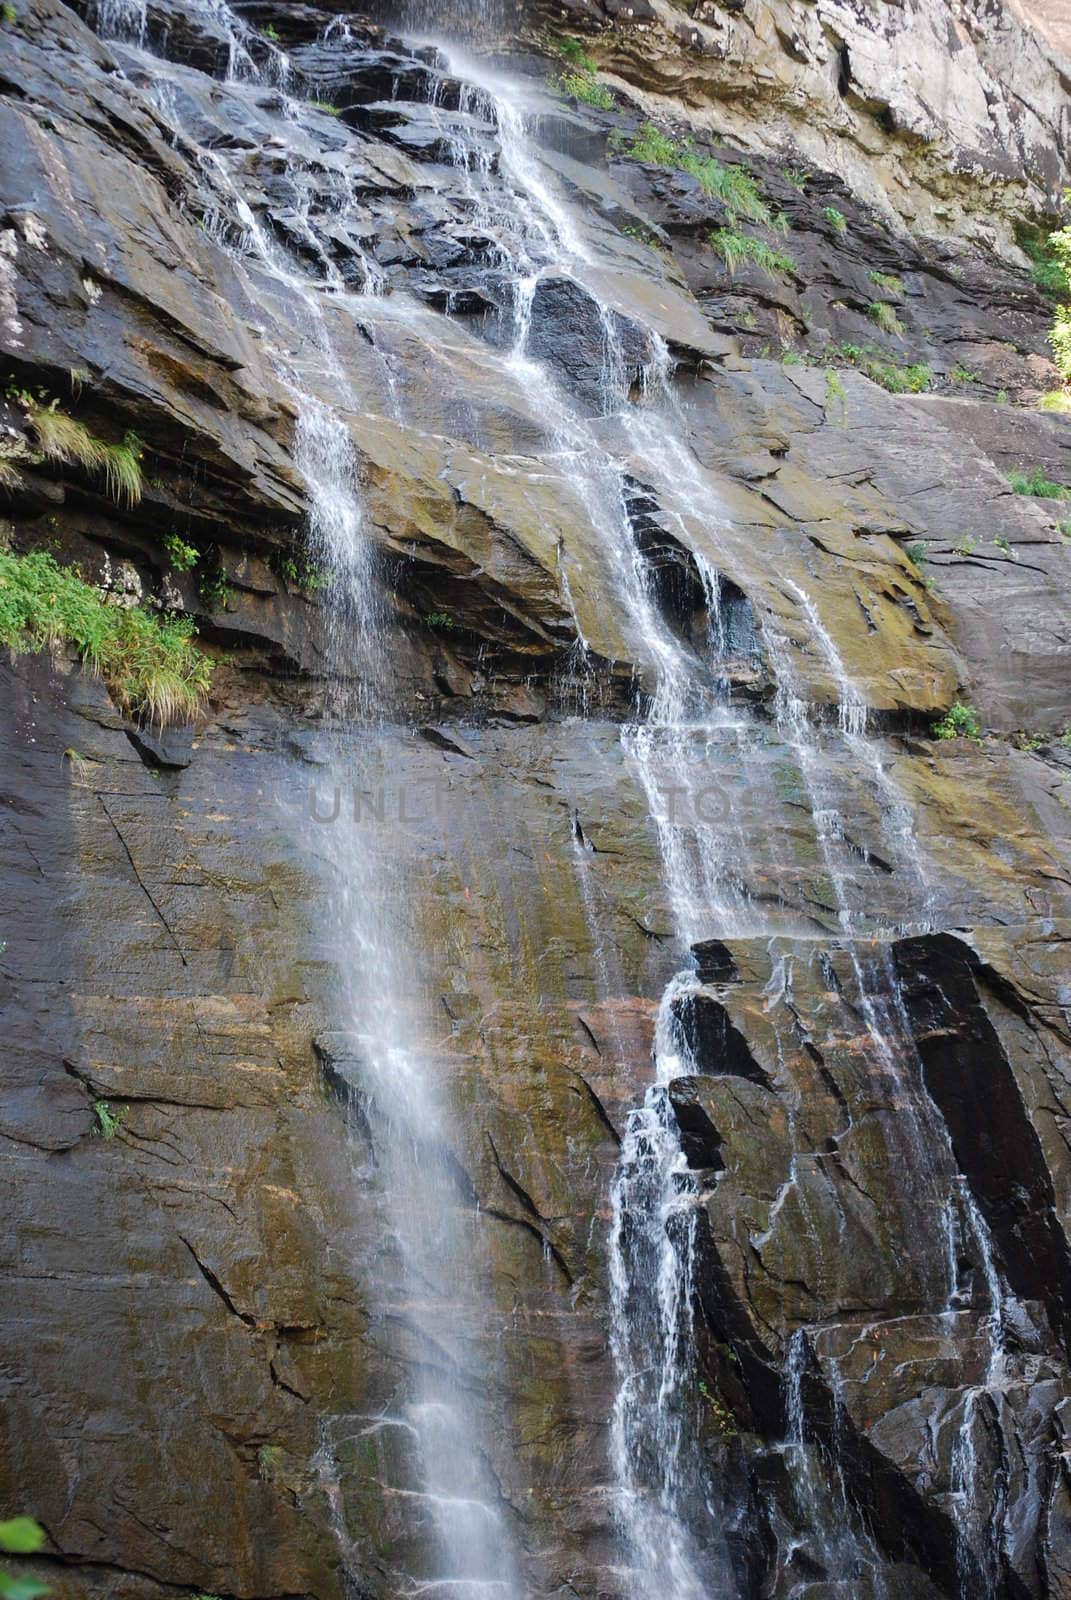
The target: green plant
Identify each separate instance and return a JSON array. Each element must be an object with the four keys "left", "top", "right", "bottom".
[
  {"left": 826, "top": 342, "right": 931, "bottom": 393},
  {"left": 824, "top": 367, "right": 846, "bottom": 413},
  {"left": 1008, "top": 468, "right": 1070, "bottom": 498},
  {"left": 20, "top": 403, "right": 143, "bottom": 507},
  {"left": 162, "top": 533, "right": 198, "bottom": 572},
  {"left": 821, "top": 205, "right": 846, "bottom": 232},
  {"left": 781, "top": 349, "right": 802, "bottom": 366},
  {"left": 868, "top": 270, "right": 905, "bottom": 296},
  {"left": 258, "top": 1445, "right": 283, "bottom": 1481},
  {"left": 424, "top": 611, "right": 457, "bottom": 631},
  {"left": 0, "top": 549, "right": 212, "bottom": 723},
  {"left": 0, "top": 4, "right": 16, "bottom": 23},
  {"left": 1020, "top": 226, "right": 1071, "bottom": 297},
  {"left": 1038, "top": 389, "right": 1071, "bottom": 414},
  {"left": 92, "top": 1099, "right": 127, "bottom": 1139},
  {"left": 556, "top": 70, "right": 612, "bottom": 109},
  {"left": 198, "top": 566, "right": 233, "bottom": 610},
  {"left": 710, "top": 229, "right": 794, "bottom": 279},
  {"left": 556, "top": 35, "right": 596, "bottom": 72},
  {"left": 905, "top": 541, "right": 928, "bottom": 569},
  {"left": 306, "top": 100, "right": 340, "bottom": 116},
  {"left": 1059, "top": 520, "right": 1071, "bottom": 540},
  {"left": 996, "top": 389, "right": 1009, "bottom": 405},
  {"left": 867, "top": 301, "right": 904, "bottom": 336},
  {"left": 0, "top": 459, "right": 22, "bottom": 494},
  {"left": 263, "top": 21, "right": 279, "bottom": 39},
  {"left": 948, "top": 363, "right": 978, "bottom": 385},
  {"left": 931, "top": 702, "right": 981, "bottom": 740},
  {"left": 992, "top": 534, "right": 1016, "bottom": 558},
  {"left": 697, "top": 1380, "right": 738, "bottom": 1440},
  {"left": 0, "top": 1517, "right": 49, "bottom": 1600},
  {"left": 622, "top": 125, "right": 771, "bottom": 222},
  {"left": 784, "top": 167, "right": 811, "bottom": 190},
  {"left": 954, "top": 535, "right": 977, "bottom": 555}
]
